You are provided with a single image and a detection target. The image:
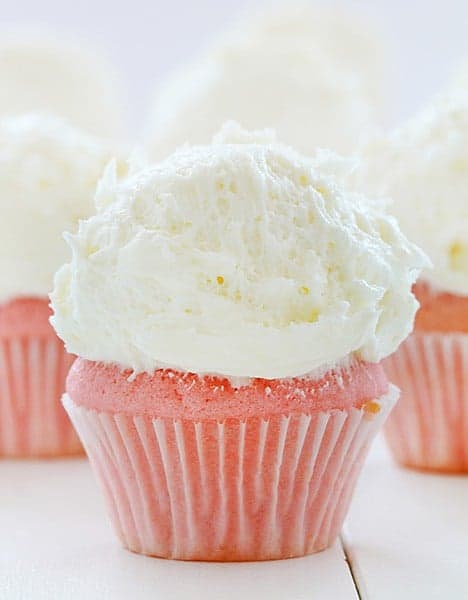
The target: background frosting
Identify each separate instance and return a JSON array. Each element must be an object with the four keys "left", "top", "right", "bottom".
[
  {"left": 148, "top": 4, "right": 383, "bottom": 159},
  {"left": 0, "top": 114, "right": 124, "bottom": 303},
  {"left": 0, "top": 32, "right": 125, "bottom": 140},
  {"left": 356, "top": 89, "right": 468, "bottom": 296}
]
